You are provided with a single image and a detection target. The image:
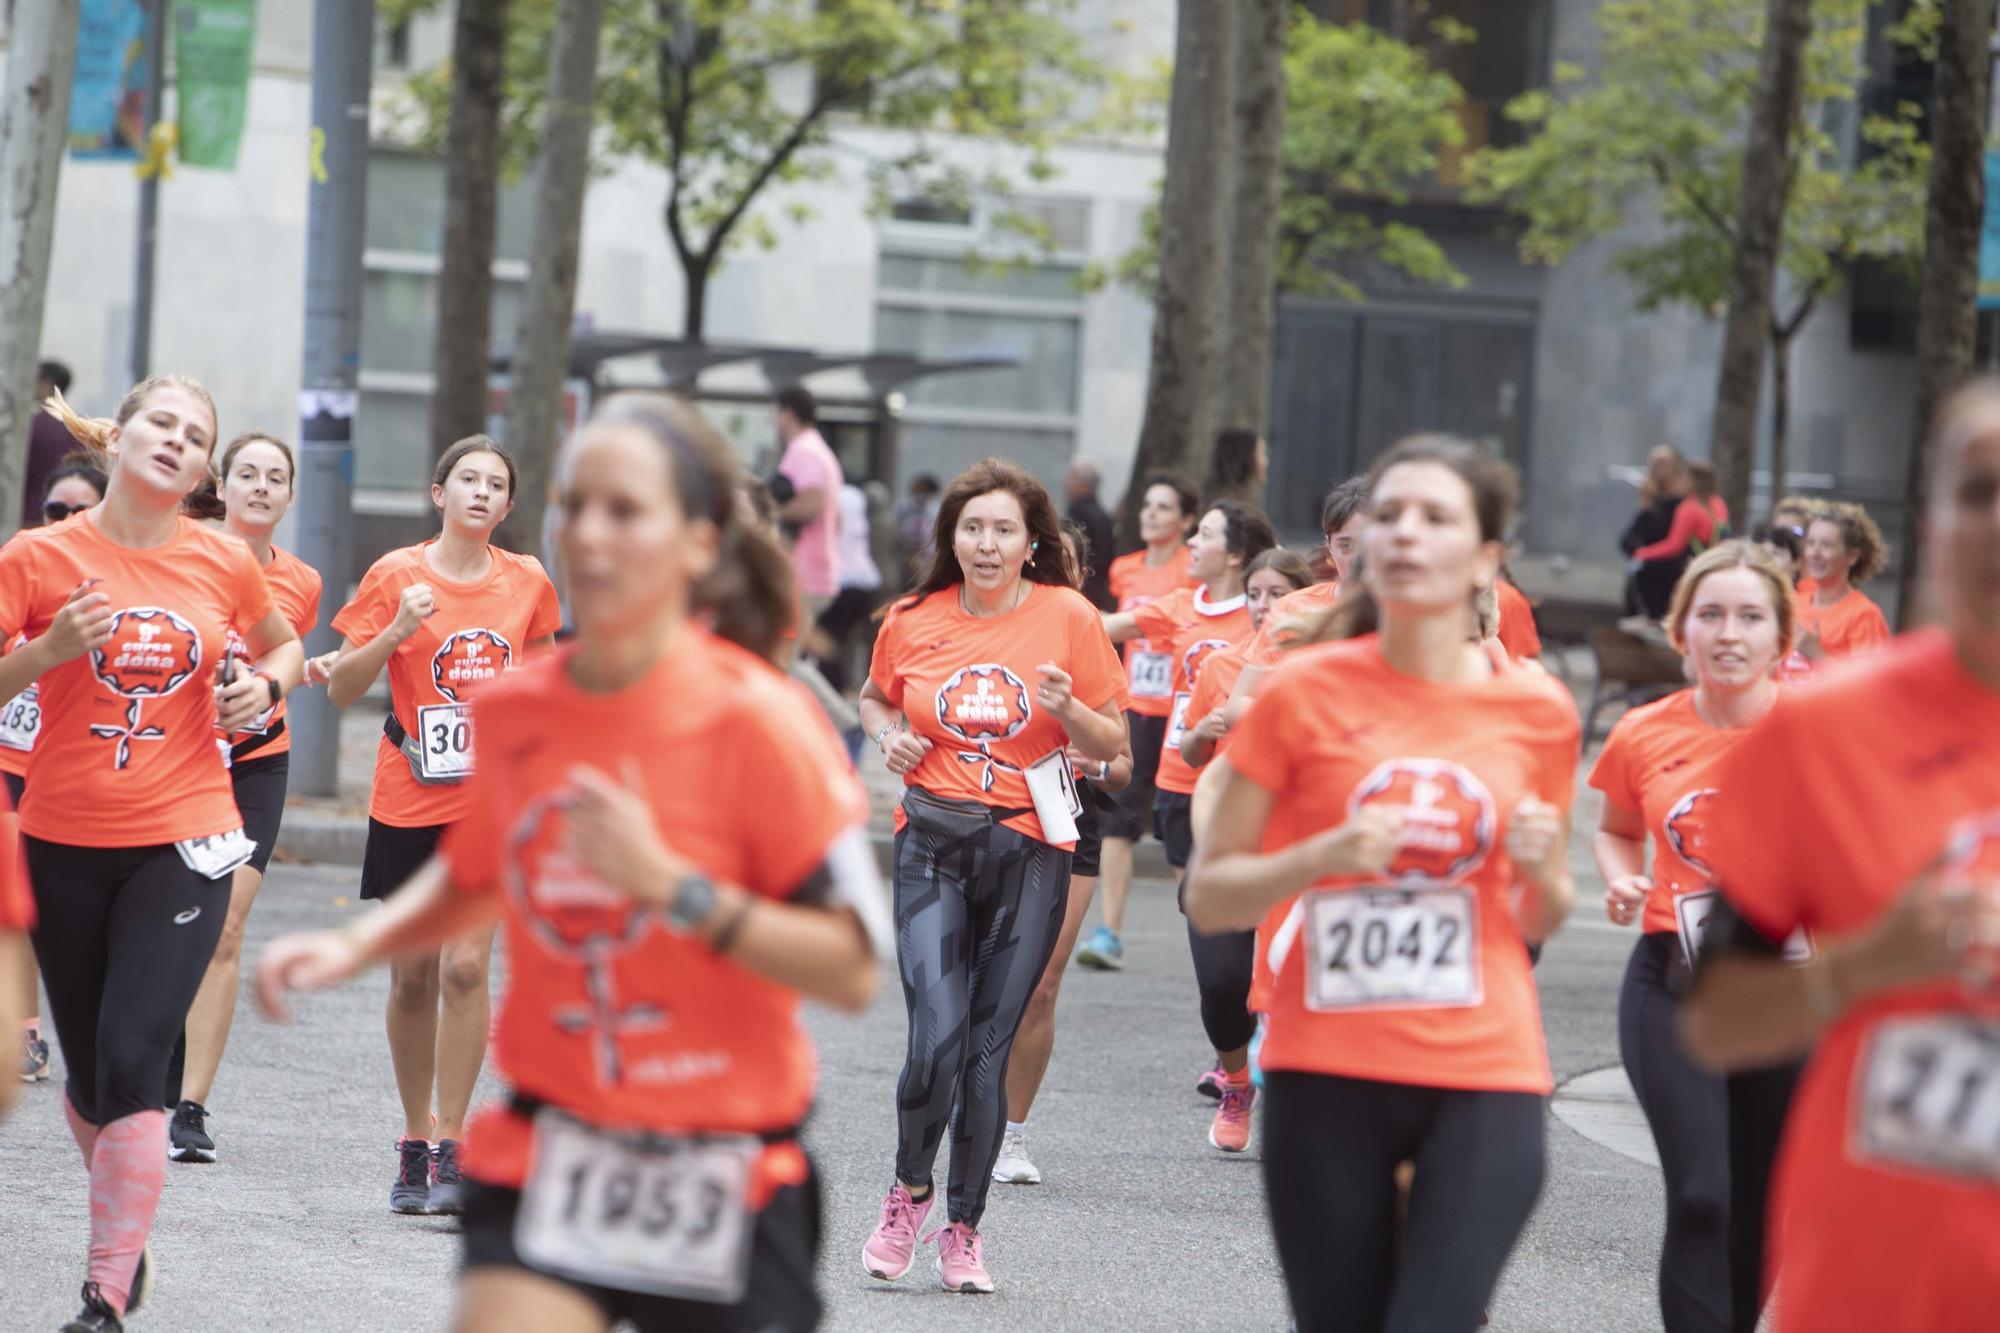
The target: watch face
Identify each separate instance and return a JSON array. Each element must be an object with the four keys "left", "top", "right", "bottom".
[{"left": 673, "top": 875, "right": 717, "bottom": 927}]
